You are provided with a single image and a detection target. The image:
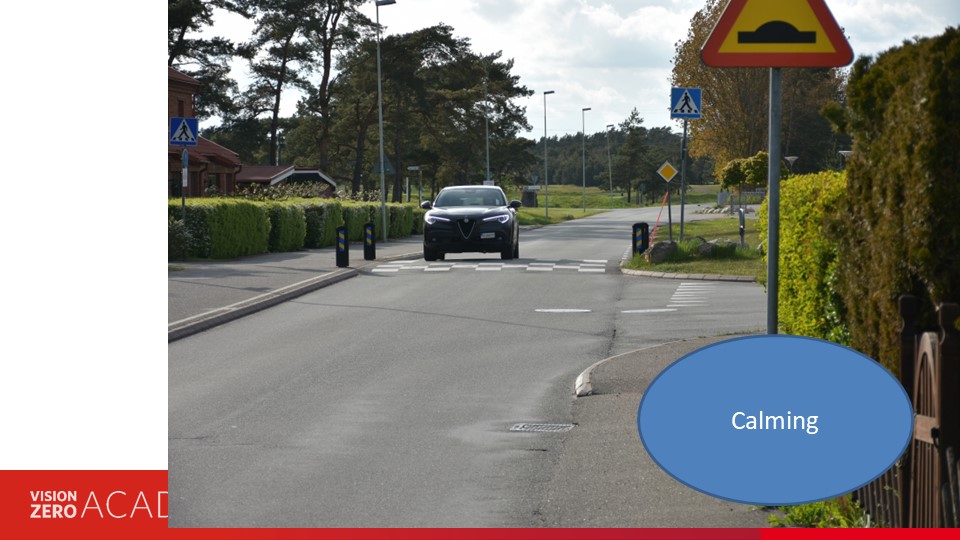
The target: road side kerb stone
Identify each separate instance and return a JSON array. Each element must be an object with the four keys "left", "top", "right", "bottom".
[
  {"left": 620, "top": 266, "right": 756, "bottom": 282},
  {"left": 168, "top": 250, "right": 422, "bottom": 342}
]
